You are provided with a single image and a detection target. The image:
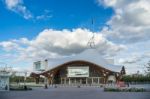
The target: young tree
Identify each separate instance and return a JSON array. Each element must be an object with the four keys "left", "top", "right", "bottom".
[{"left": 145, "top": 61, "right": 150, "bottom": 76}]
